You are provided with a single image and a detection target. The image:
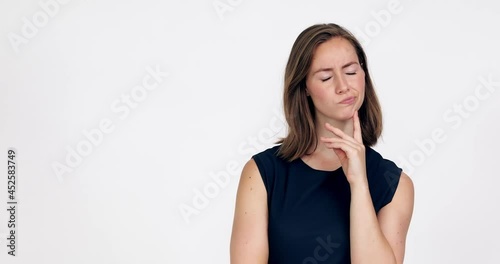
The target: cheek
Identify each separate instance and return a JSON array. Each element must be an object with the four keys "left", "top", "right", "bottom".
[
  {"left": 310, "top": 86, "right": 334, "bottom": 105},
  {"left": 311, "top": 86, "right": 328, "bottom": 98},
  {"left": 358, "top": 81, "right": 365, "bottom": 94},
  {"left": 353, "top": 76, "right": 366, "bottom": 97},
  {"left": 306, "top": 80, "right": 327, "bottom": 97},
  {"left": 358, "top": 83, "right": 365, "bottom": 100},
  {"left": 353, "top": 73, "right": 365, "bottom": 89},
  {"left": 354, "top": 75, "right": 366, "bottom": 104}
]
